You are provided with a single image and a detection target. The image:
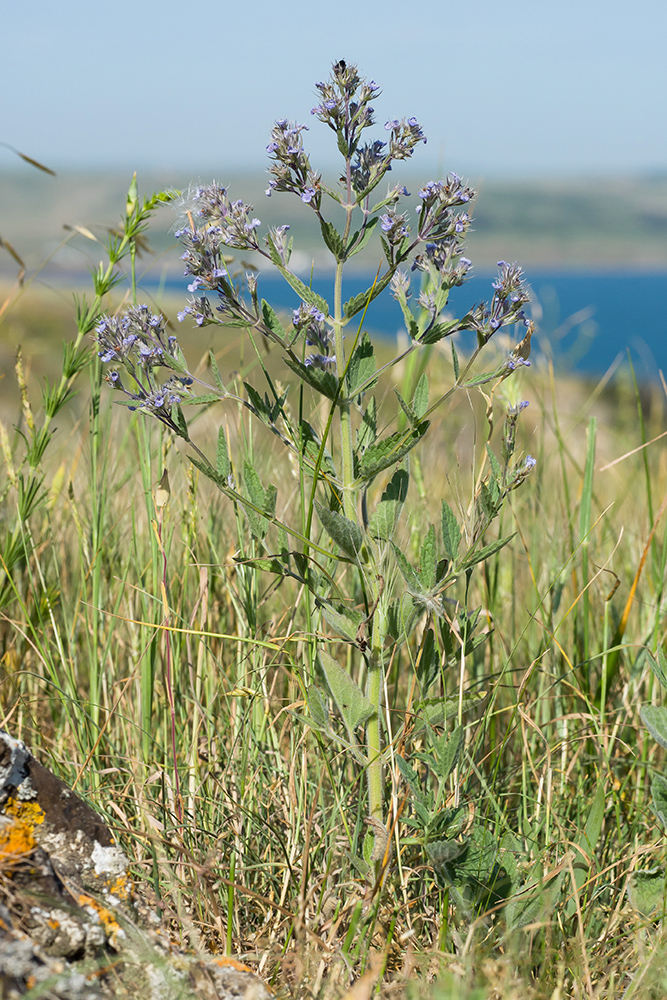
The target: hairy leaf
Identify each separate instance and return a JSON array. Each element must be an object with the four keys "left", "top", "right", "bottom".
[
  {"left": 319, "top": 649, "right": 374, "bottom": 736},
  {"left": 441, "top": 501, "right": 461, "bottom": 562},
  {"left": 315, "top": 501, "right": 363, "bottom": 559},
  {"left": 356, "top": 422, "right": 429, "bottom": 481}
]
